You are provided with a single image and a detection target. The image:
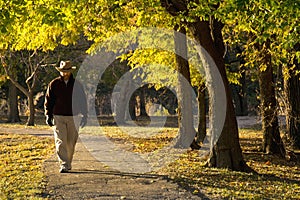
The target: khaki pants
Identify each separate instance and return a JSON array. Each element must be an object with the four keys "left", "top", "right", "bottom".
[{"left": 53, "top": 115, "right": 80, "bottom": 170}]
